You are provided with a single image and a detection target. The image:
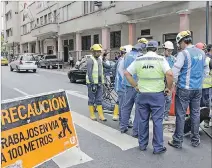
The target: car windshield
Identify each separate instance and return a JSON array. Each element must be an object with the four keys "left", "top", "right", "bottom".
[
  {"left": 21, "top": 56, "right": 36, "bottom": 61},
  {"left": 45, "top": 55, "right": 57, "bottom": 59}
]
